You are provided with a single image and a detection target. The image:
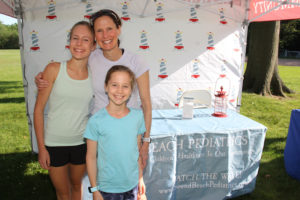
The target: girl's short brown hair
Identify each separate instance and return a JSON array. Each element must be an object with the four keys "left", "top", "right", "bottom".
[{"left": 105, "top": 65, "right": 136, "bottom": 90}]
